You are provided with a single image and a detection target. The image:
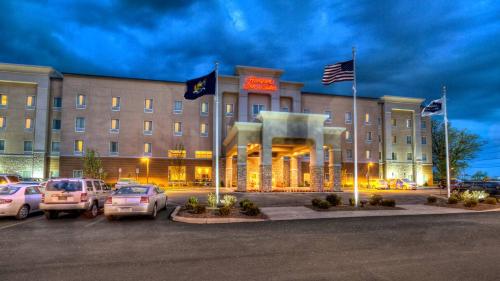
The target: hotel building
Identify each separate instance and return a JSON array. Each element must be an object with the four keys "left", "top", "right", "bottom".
[{"left": 0, "top": 63, "right": 433, "bottom": 191}]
